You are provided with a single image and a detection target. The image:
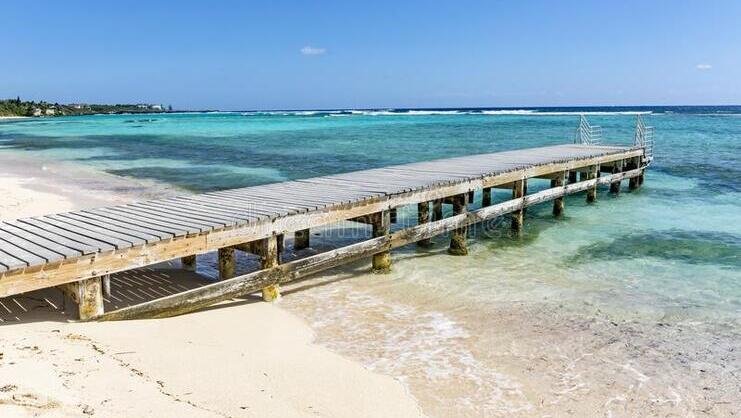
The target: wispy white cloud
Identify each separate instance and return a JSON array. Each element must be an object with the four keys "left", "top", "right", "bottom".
[
  {"left": 300, "top": 46, "right": 326, "bottom": 56},
  {"left": 696, "top": 63, "right": 712, "bottom": 70}
]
